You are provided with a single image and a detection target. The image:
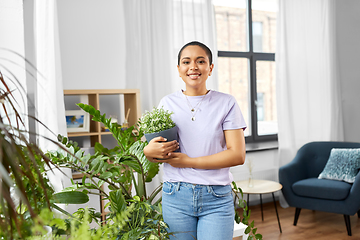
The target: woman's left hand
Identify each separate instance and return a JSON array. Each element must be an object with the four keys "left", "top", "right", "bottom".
[{"left": 161, "top": 152, "right": 193, "bottom": 168}]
